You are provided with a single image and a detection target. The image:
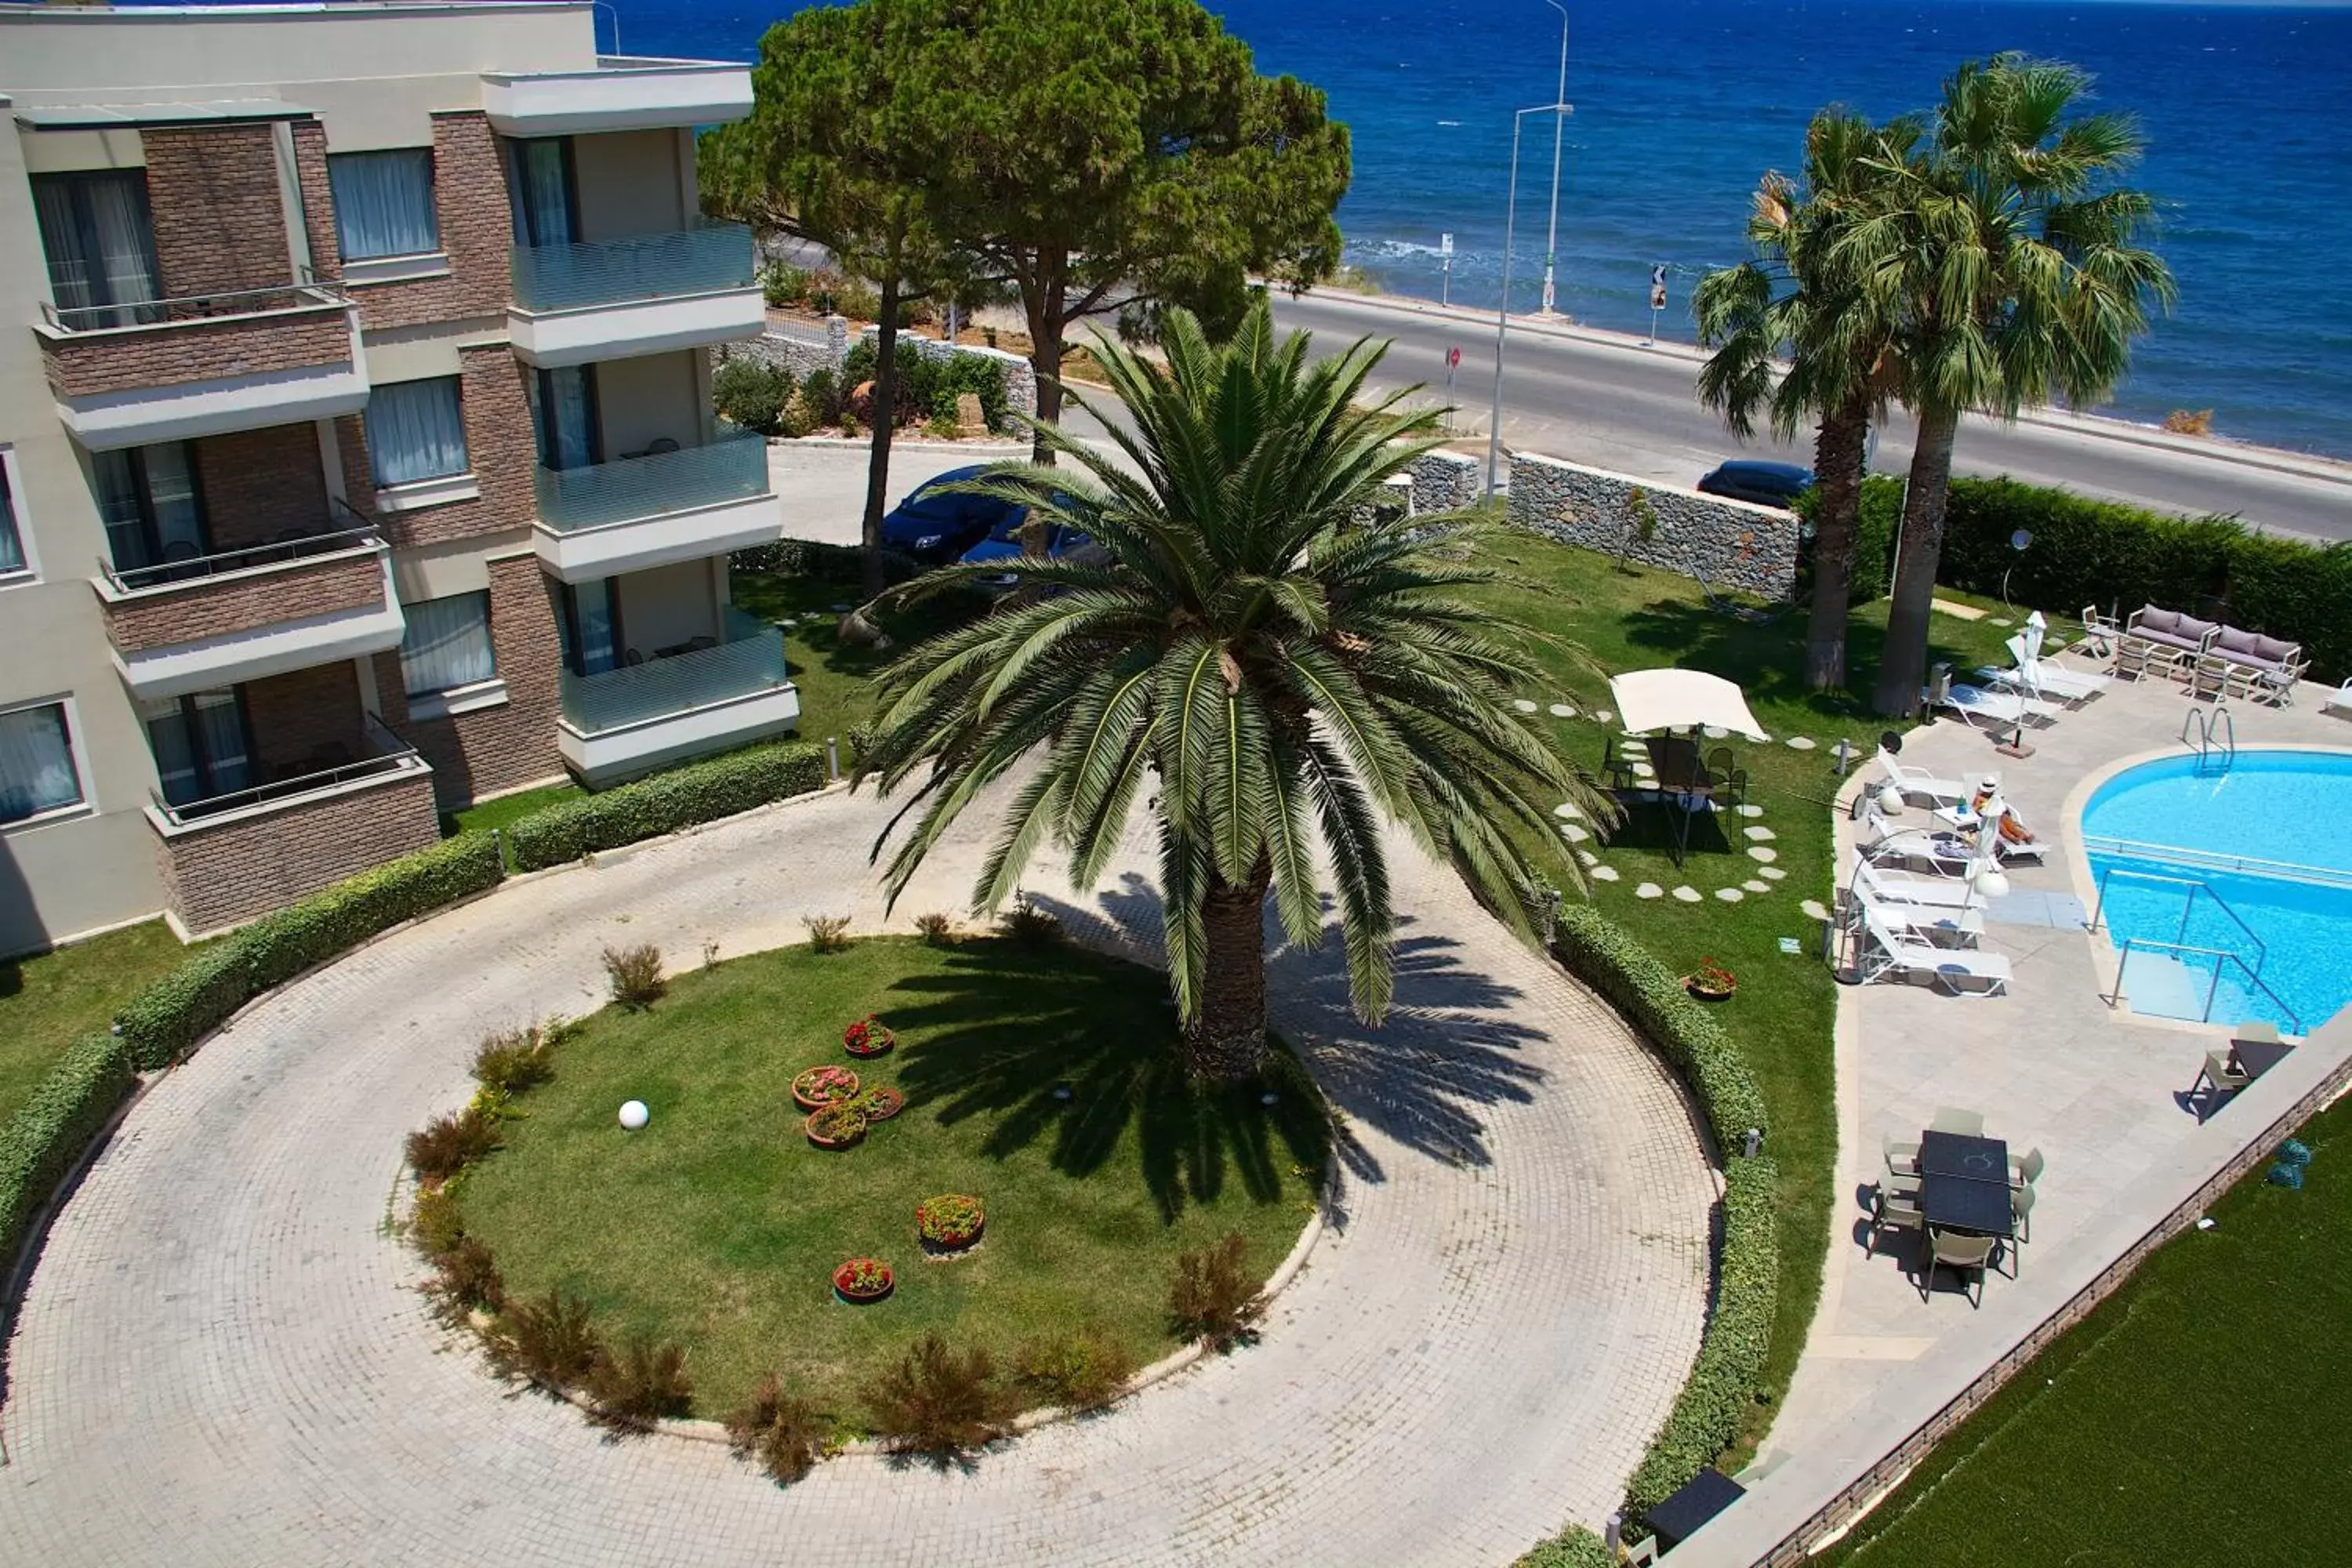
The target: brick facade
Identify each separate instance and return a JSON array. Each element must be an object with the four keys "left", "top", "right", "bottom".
[
  {"left": 242, "top": 662, "right": 368, "bottom": 778},
  {"left": 293, "top": 112, "right": 514, "bottom": 332},
  {"left": 99, "top": 547, "right": 385, "bottom": 653},
  {"left": 371, "top": 554, "right": 564, "bottom": 806},
  {"left": 194, "top": 424, "right": 334, "bottom": 550},
  {"left": 336, "top": 344, "right": 537, "bottom": 549},
  {"left": 150, "top": 767, "right": 441, "bottom": 936},
  {"left": 40, "top": 304, "right": 353, "bottom": 400},
  {"left": 141, "top": 124, "right": 294, "bottom": 300}
]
